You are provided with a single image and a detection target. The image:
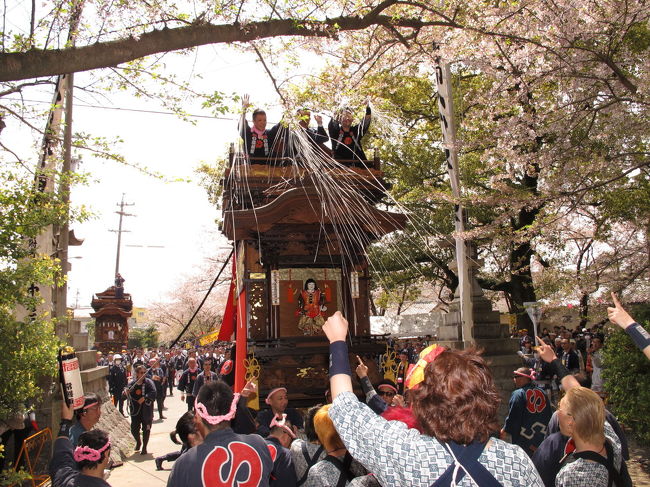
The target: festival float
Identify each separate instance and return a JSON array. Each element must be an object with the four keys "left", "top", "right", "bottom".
[{"left": 218, "top": 128, "right": 408, "bottom": 406}]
